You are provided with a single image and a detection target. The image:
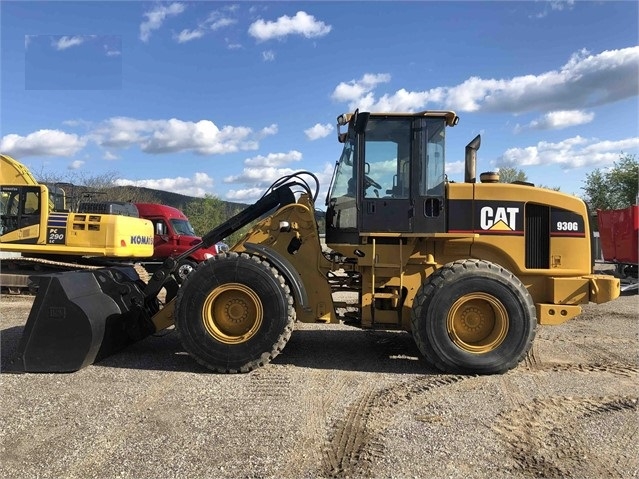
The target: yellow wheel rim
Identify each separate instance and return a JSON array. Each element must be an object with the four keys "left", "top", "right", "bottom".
[
  {"left": 447, "top": 293, "right": 509, "bottom": 353},
  {"left": 201, "top": 283, "right": 263, "bottom": 344}
]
